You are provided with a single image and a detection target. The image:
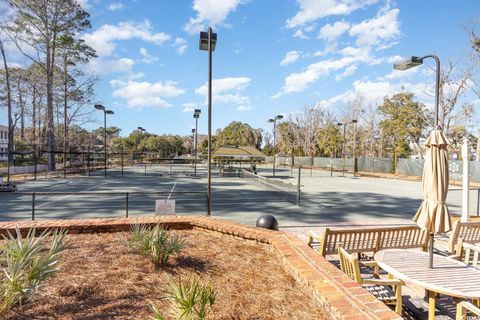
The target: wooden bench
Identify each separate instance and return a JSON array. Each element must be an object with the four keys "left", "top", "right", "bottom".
[
  {"left": 447, "top": 221, "right": 480, "bottom": 254},
  {"left": 307, "top": 225, "right": 428, "bottom": 257}
]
